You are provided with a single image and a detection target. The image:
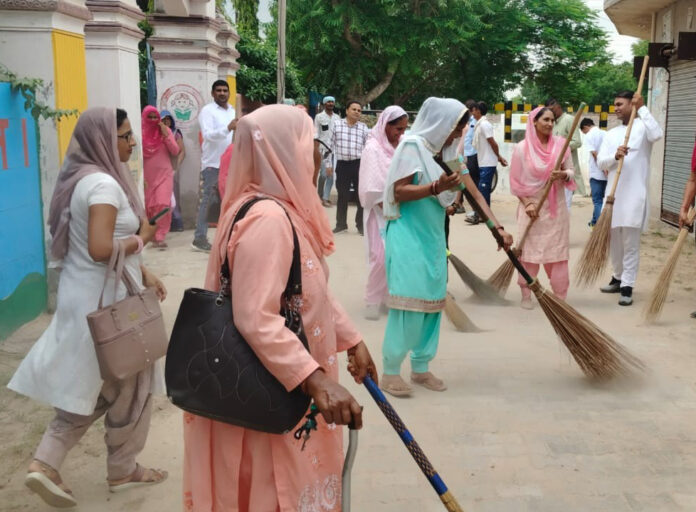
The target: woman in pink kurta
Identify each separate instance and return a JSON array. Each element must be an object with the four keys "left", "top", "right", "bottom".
[
  {"left": 358, "top": 106, "right": 408, "bottom": 320},
  {"left": 182, "top": 105, "right": 378, "bottom": 512},
  {"left": 141, "top": 106, "right": 179, "bottom": 248},
  {"left": 510, "top": 107, "right": 575, "bottom": 309}
]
